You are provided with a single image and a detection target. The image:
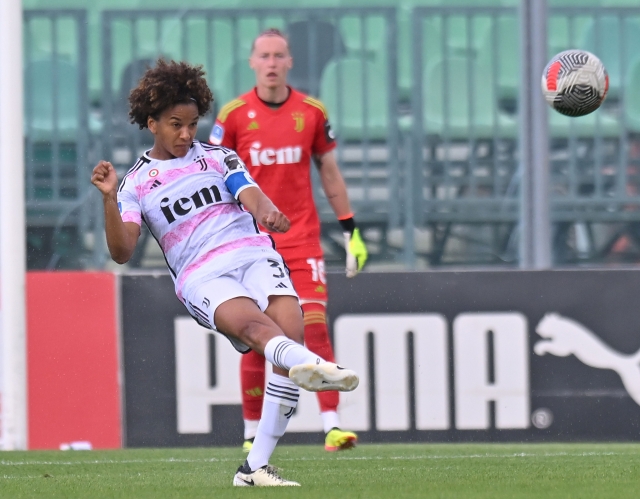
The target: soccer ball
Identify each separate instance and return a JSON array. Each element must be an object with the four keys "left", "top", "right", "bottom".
[{"left": 541, "top": 50, "right": 609, "bottom": 117}]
